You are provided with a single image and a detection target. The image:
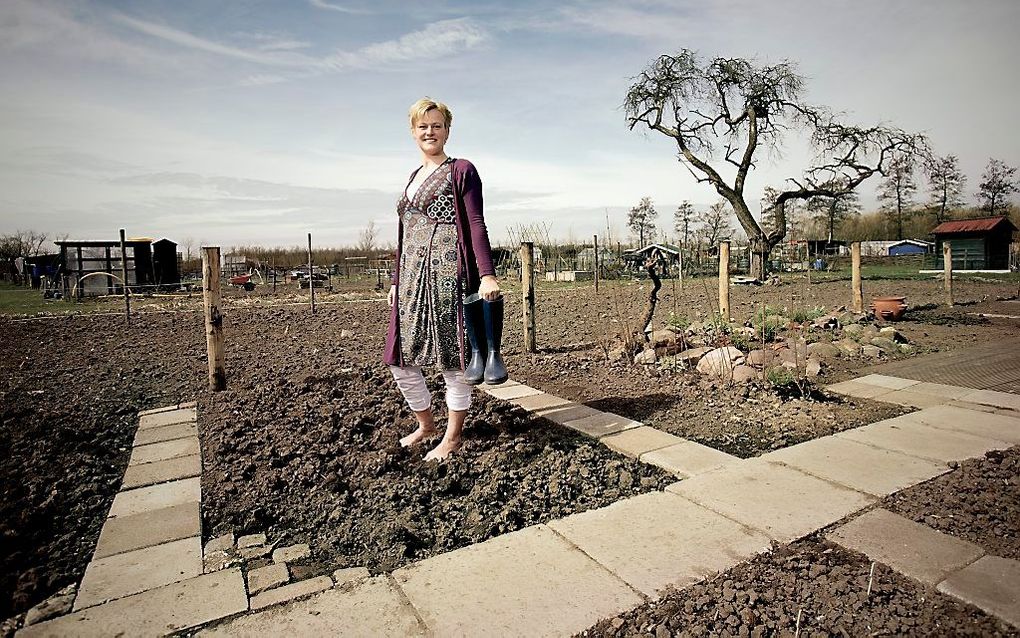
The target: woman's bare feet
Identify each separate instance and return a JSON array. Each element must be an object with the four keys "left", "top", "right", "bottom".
[
  {"left": 424, "top": 436, "right": 462, "bottom": 461},
  {"left": 399, "top": 425, "right": 438, "bottom": 448}
]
